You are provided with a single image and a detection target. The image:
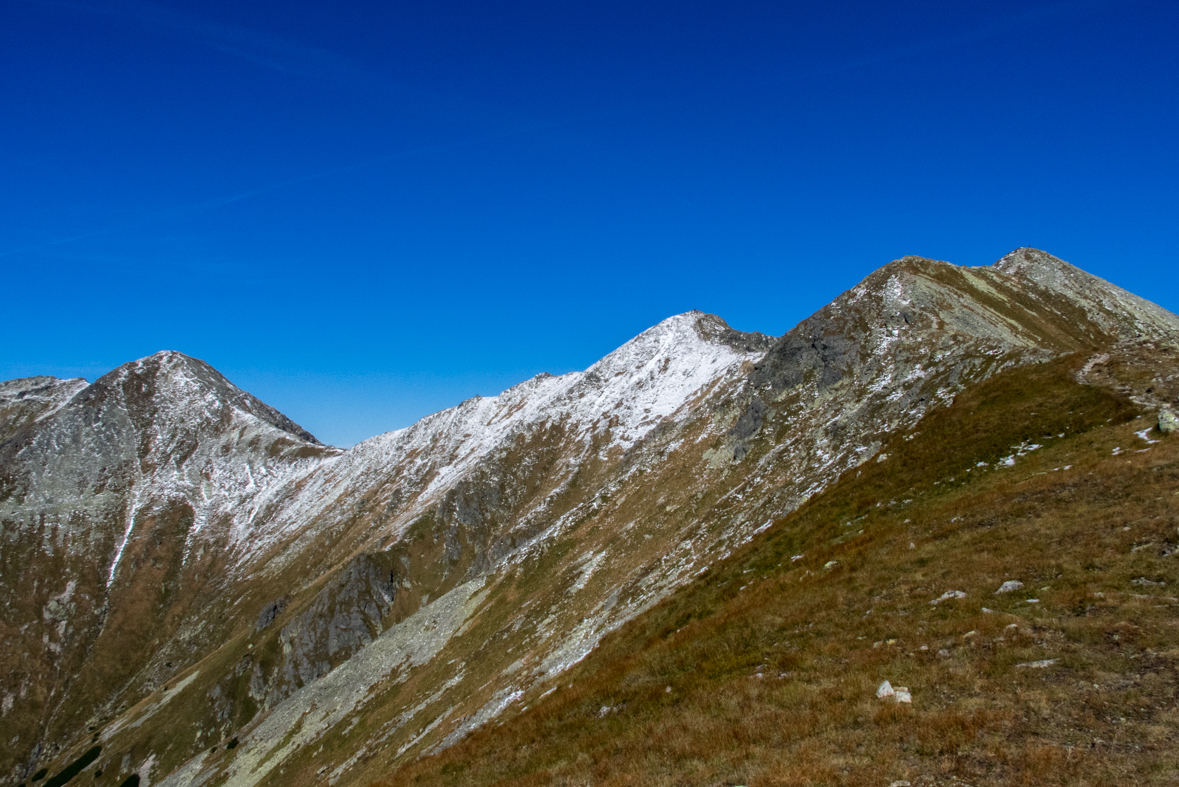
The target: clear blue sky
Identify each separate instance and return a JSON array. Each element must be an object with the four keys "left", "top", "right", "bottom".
[{"left": 3, "top": 0, "right": 1177, "bottom": 447}]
